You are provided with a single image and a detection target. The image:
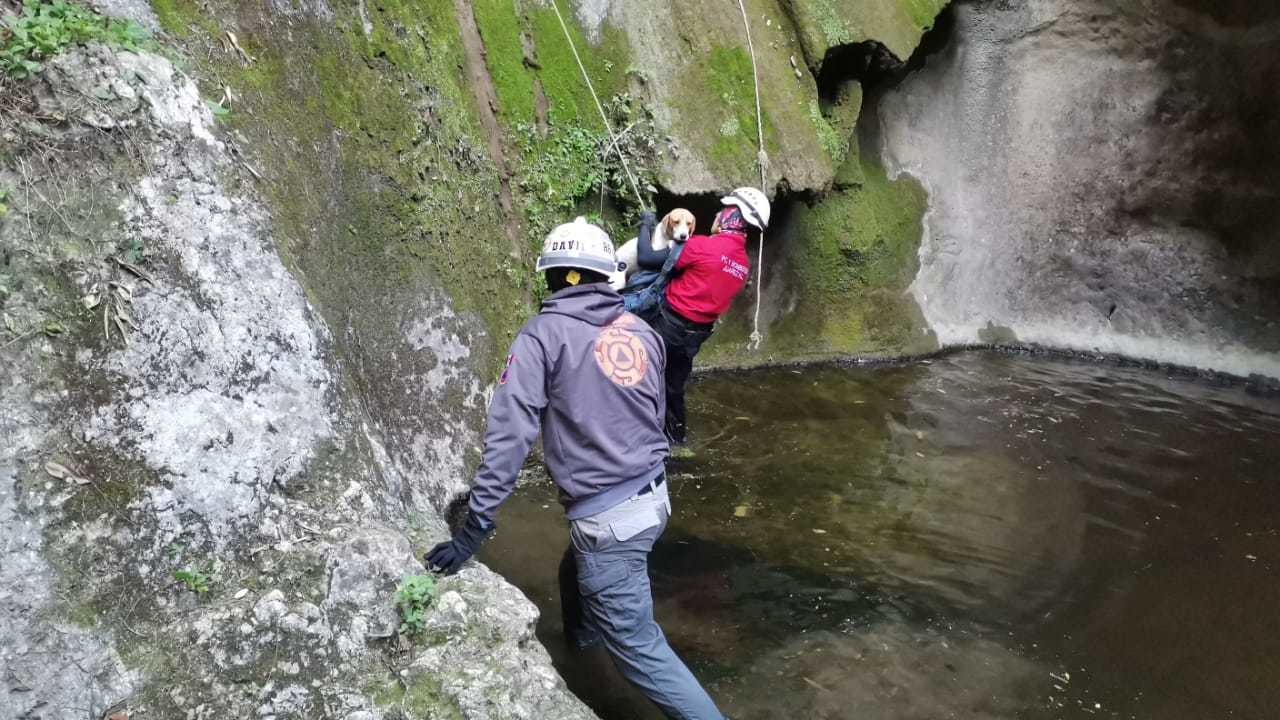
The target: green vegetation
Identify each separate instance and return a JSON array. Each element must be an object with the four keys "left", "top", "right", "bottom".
[
  {"left": 903, "top": 0, "right": 951, "bottom": 28},
  {"left": 395, "top": 573, "right": 439, "bottom": 635},
  {"left": 473, "top": 0, "right": 632, "bottom": 128},
  {"left": 687, "top": 45, "right": 778, "bottom": 176},
  {"left": 704, "top": 148, "right": 936, "bottom": 364},
  {"left": 0, "top": 0, "right": 149, "bottom": 79},
  {"left": 471, "top": 0, "right": 536, "bottom": 124},
  {"left": 788, "top": 0, "right": 949, "bottom": 62},
  {"left": 173, "top": 566, "right": 213, "bottom": 594},
  {"left": 778, "top": 153, "right": 933, "bottom": 354},
  {"left": 513, "top": 92, "right": 657, "bottom": 256},
  {"left": 146, "top": 0, "right": 533, "bottom": 368},
  {"left": 0, "top": 187, "right": 9, "bottom": 217},
  {"left": 810, "top": 99, "right": 846, "bottom": 162},
  {"left": 372, "top": 675, "right": 463, "bottom": 719},
  {"left": 472, "top": 0, "right": 652, "bottom": 264}
]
